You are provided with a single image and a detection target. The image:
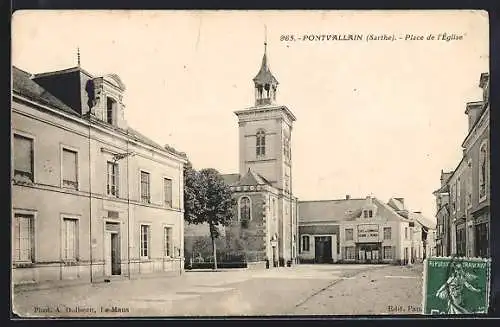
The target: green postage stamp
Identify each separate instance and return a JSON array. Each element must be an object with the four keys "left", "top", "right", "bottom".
[{"left": 423, "top": 256, "right": 491, "bottom": 315}]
